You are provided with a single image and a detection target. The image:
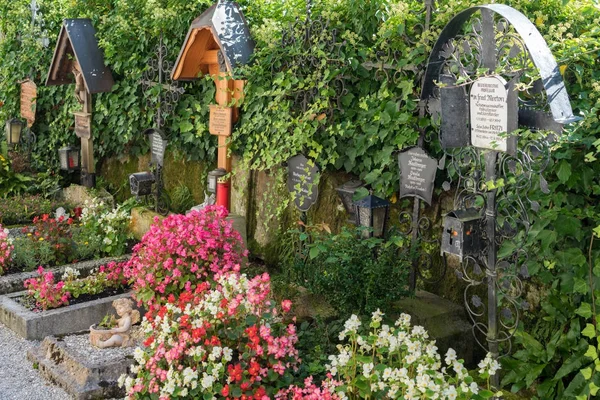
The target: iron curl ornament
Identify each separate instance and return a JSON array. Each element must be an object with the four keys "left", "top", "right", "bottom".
[{"left": 420, "top": 4, "right": 581, "bottom": 391}]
